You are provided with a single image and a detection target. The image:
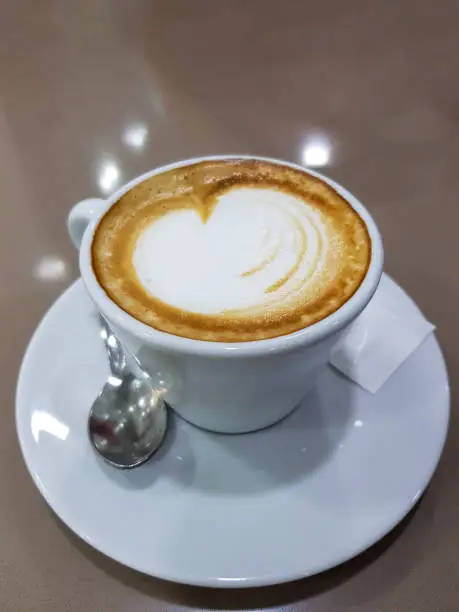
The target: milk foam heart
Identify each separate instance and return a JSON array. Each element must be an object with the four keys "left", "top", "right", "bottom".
[
  {"left": 132, "top": 188, "right": 328, "bottom": 315},
  {"left": 92, "top": 159, "right": 371, "bottom": 342}
]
